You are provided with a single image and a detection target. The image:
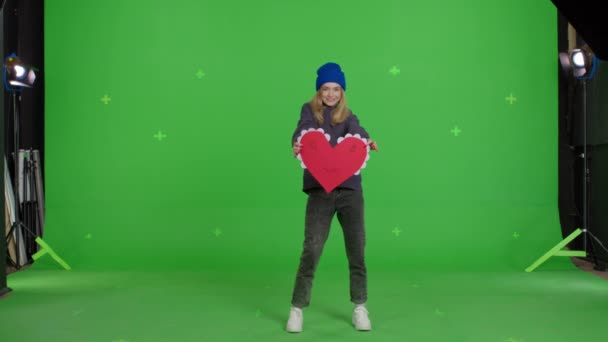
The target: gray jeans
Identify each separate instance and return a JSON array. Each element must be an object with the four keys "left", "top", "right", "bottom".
[{"left": 291, "top": 188, "right": 367, "bottom": 308}]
